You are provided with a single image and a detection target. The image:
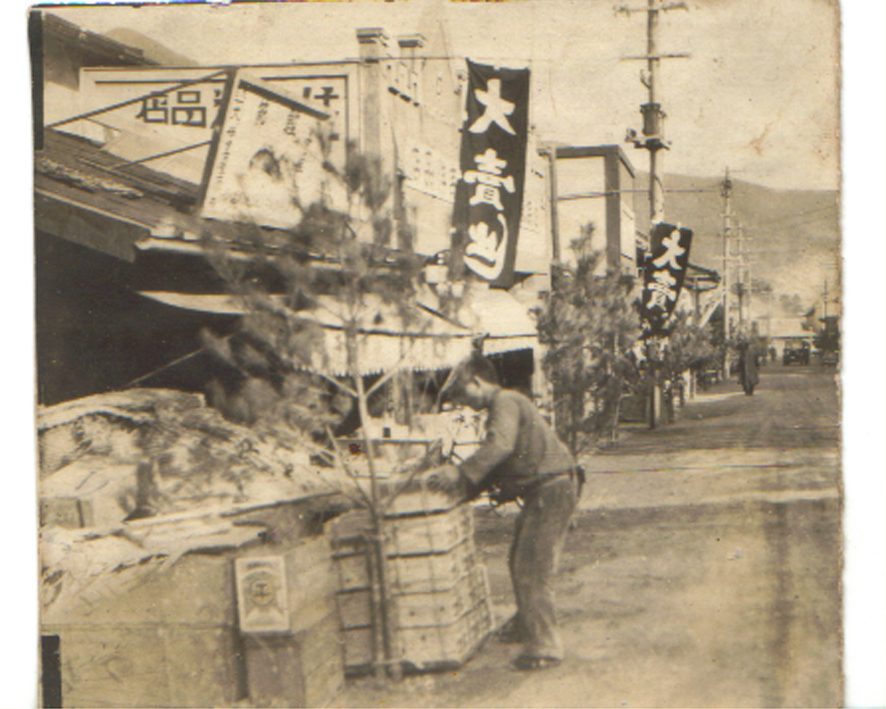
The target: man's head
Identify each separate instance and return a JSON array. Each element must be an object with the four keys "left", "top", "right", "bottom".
[{"left": 449, "top": 355, "right": 499, "bottom": 411}]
